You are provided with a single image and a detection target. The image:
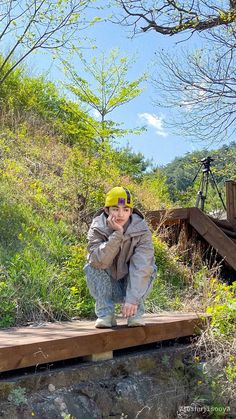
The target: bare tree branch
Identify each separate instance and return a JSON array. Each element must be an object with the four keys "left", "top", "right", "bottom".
[
  {"left": 152, "top": 41, "right": 236, "bottom": 143},
  {"left": 0, "top": 0, "right": 93, "bottom": 85},
  {"left": 115, "top": 1, "right": 236, "bottom": 36}
]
